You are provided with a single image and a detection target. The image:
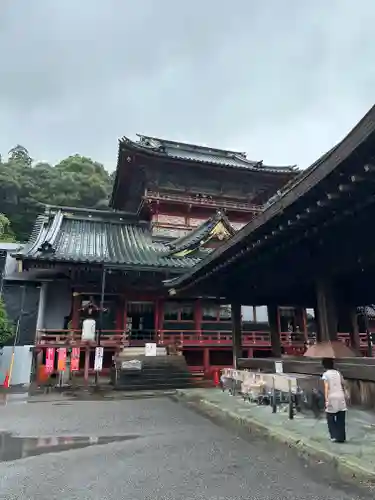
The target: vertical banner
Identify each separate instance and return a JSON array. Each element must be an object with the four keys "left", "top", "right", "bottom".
[
  {"left": 45, "top": 348, "right": 55, "bottom": 373},
  {"left": 94, "top": 347, "right": 104, "bottom": 371},
  {"left": 71, "top": 347, "right": 80, "bottom": 372},
  {"left": 57, "top": 348, "right": 67, "bottom": 372}
]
